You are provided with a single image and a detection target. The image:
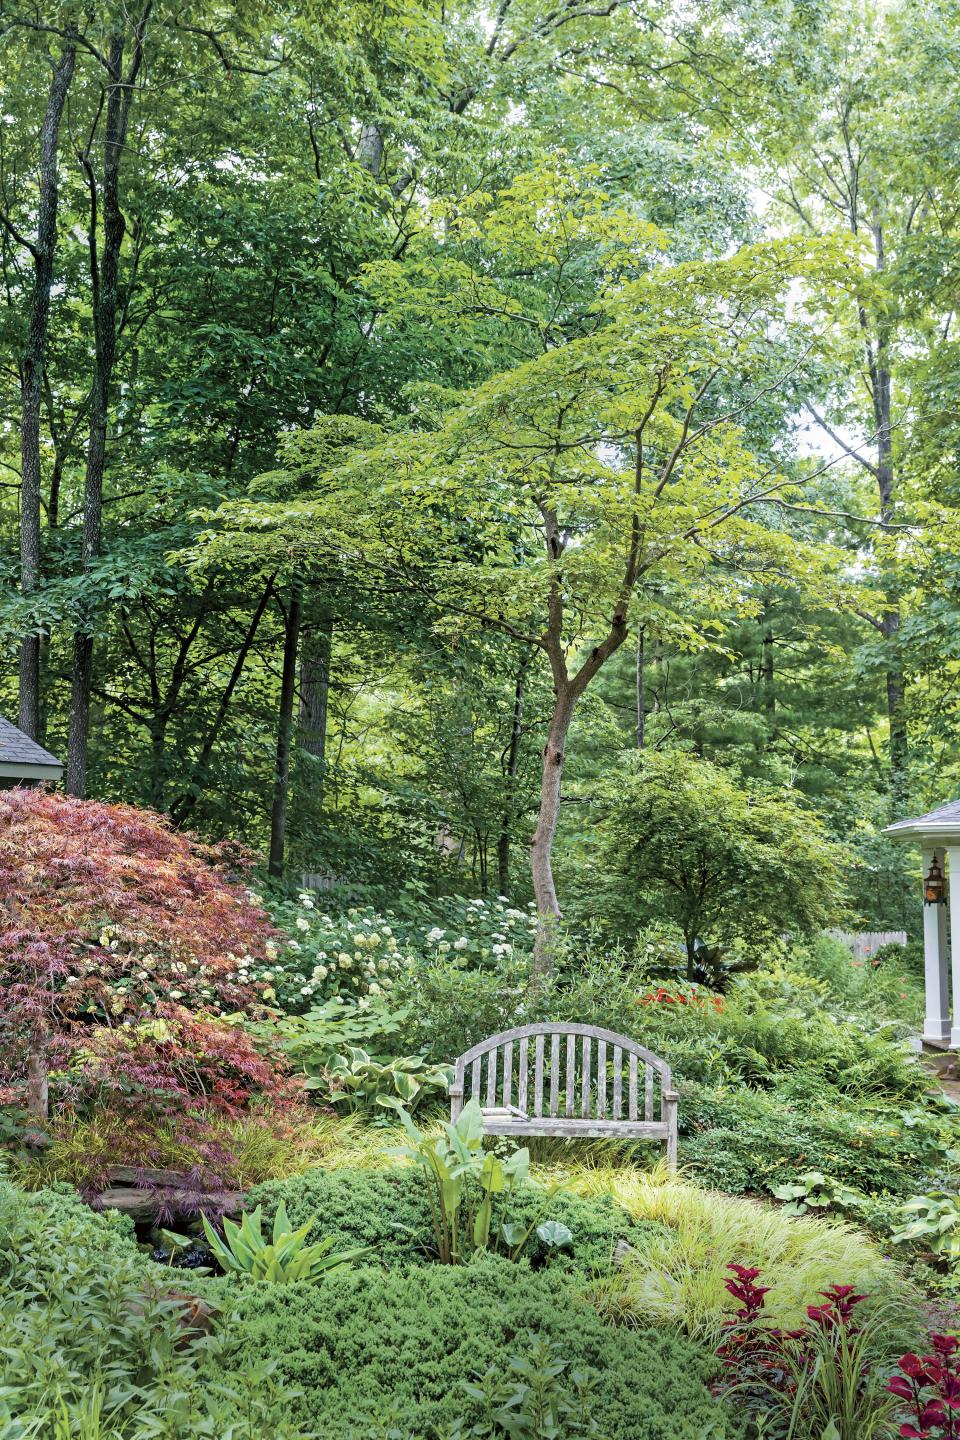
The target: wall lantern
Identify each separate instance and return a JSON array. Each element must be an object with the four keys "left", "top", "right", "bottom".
[{"left": 925, "top": 855, "right": 947, "bottom": 905}]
